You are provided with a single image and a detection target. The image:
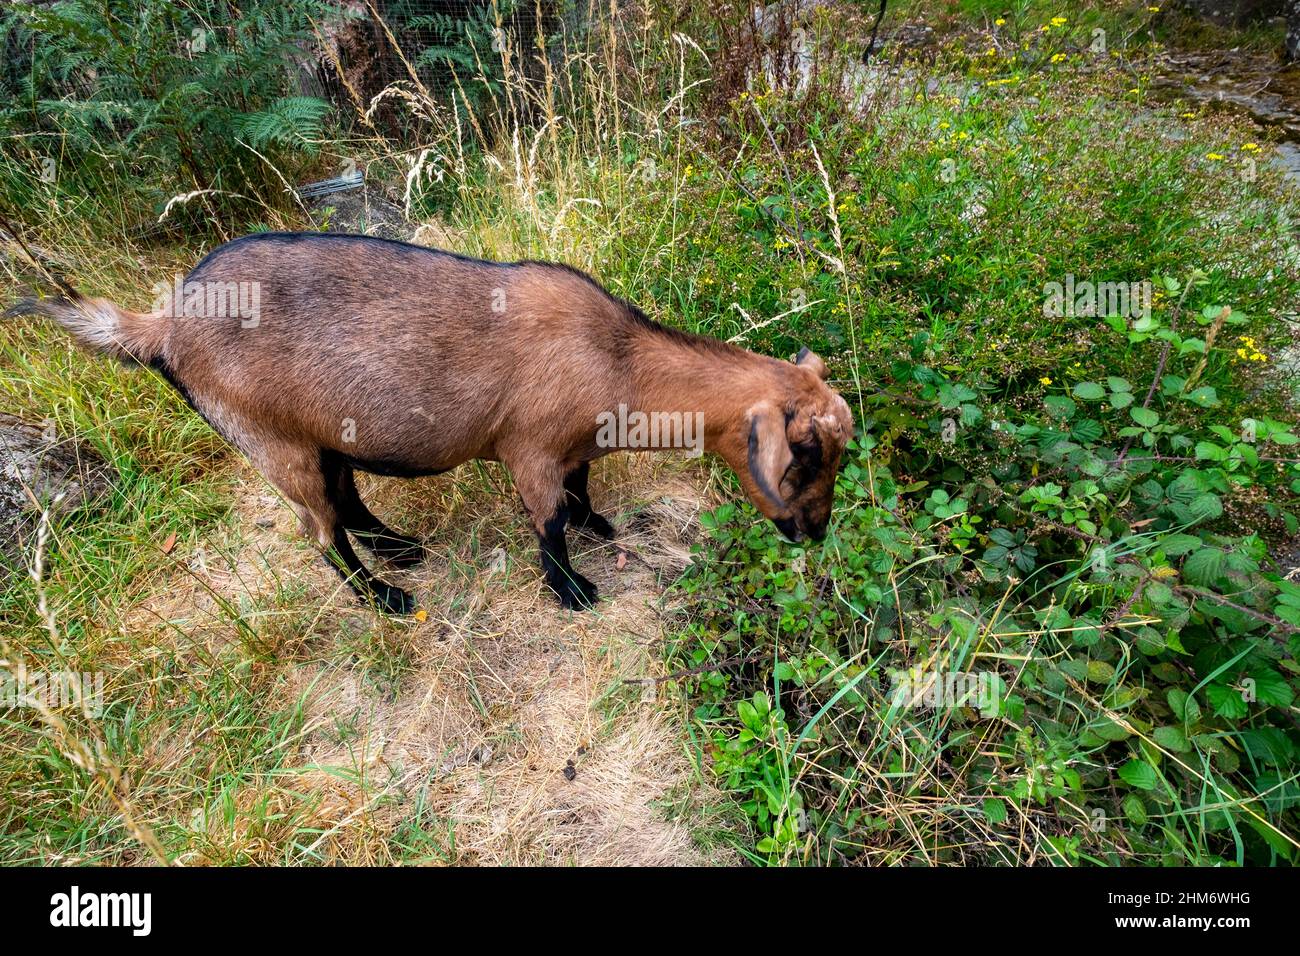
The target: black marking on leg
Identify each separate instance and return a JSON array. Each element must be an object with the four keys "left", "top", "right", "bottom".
[
  {"left": 323, "top": 450, "right": 427, "bottom": 569},
  {"left": 563, "top": 463, "right": 615, "bottom": 539},
  {"left": 353, "top": 528, "right": 427, "bottom": 570},
  {"left": 324, "top": 523, "right": 415, "bottom": 614},
  {"left": 538, "top": 505, "right": 597, "bottom": 610}
]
